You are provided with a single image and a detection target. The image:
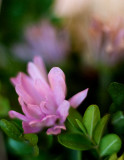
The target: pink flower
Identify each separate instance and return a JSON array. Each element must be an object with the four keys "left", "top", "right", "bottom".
[{"left": 9, "top": 57, "right": 88, "bottom": 135}]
